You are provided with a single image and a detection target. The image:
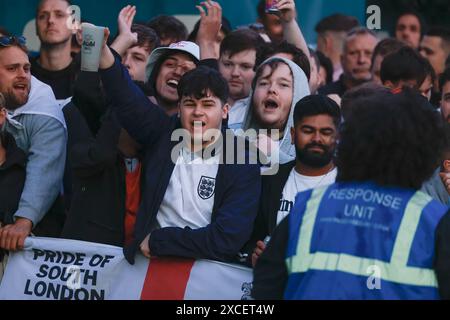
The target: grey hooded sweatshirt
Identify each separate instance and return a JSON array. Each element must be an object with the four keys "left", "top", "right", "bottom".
[{"left": 239, "top": 57, "right": 310, "bottom": 164}]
